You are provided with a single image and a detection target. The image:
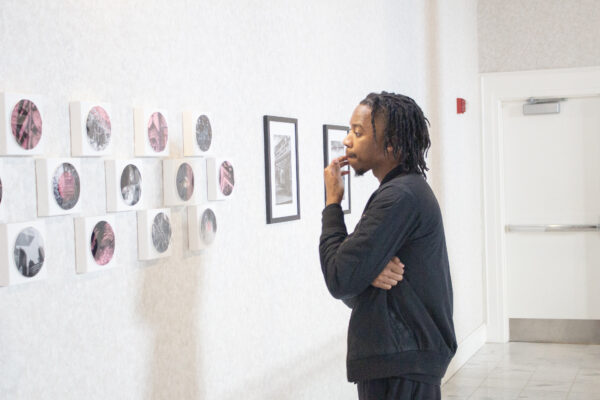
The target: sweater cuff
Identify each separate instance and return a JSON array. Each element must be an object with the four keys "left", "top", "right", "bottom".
[{"left": 322, "top": 203, "right": 345, "bottom": 229}]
